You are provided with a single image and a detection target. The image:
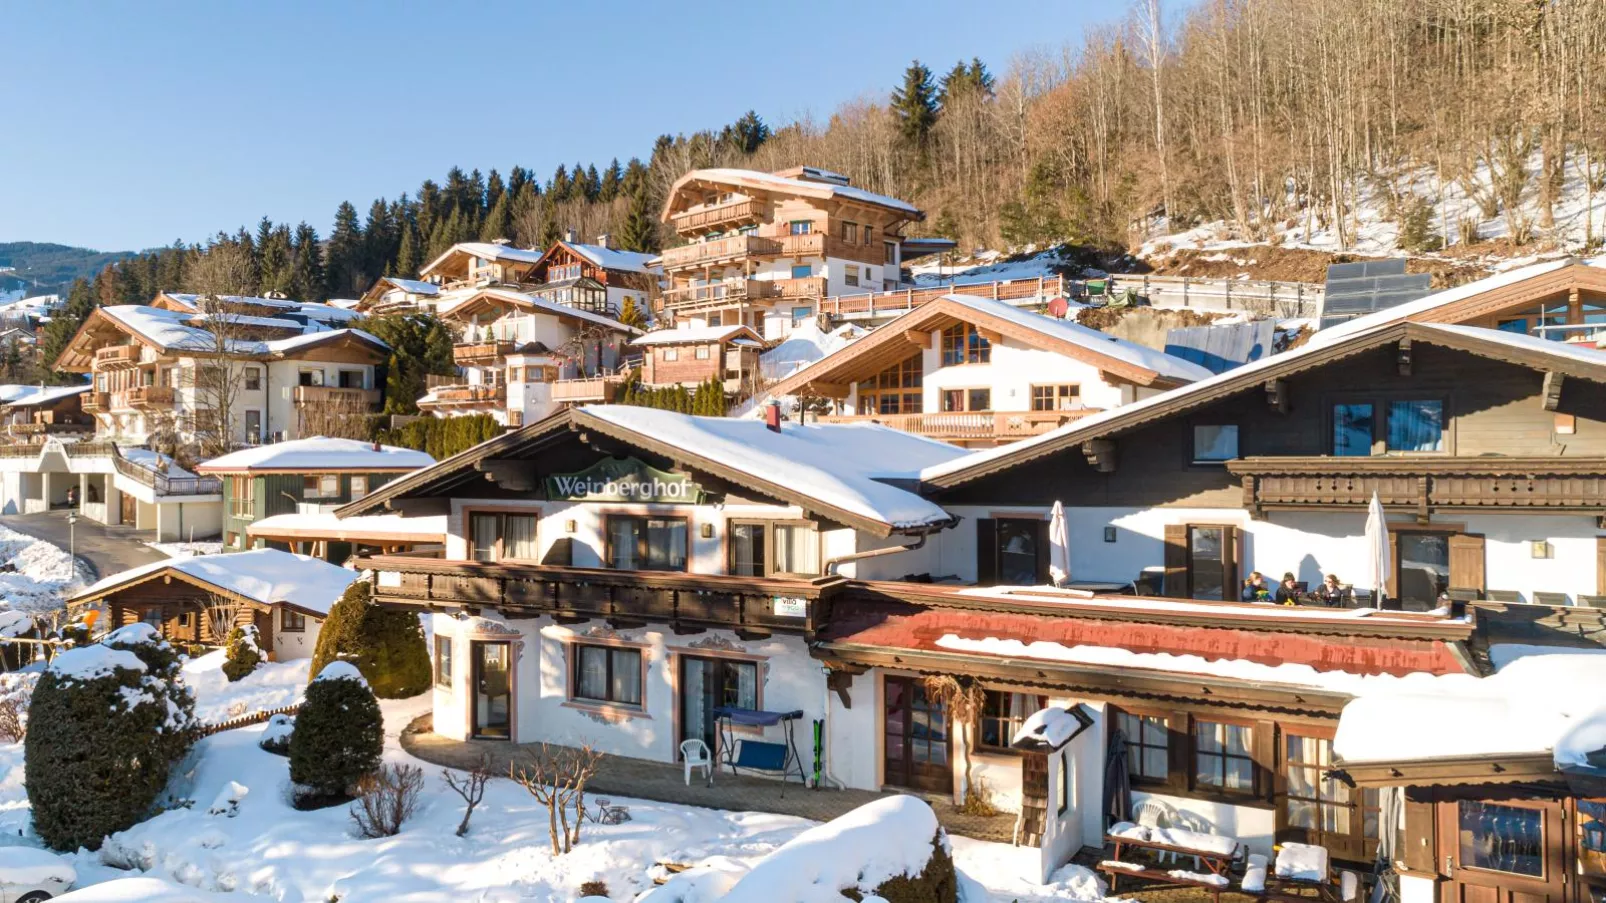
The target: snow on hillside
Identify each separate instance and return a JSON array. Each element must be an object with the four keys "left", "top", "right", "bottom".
[
  {"left": 1143, "top": 151, "right": 1606, "bottom": 263},
  {"left": 910, "top": 245, "right": 1079, "bottom": 287}
]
